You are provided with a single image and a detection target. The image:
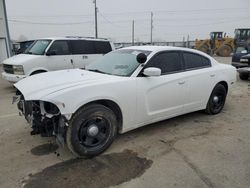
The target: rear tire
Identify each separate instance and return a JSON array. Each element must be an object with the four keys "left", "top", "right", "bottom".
[
  {"left": 66, "top": 104, "right": 117, "bottom": 158},
  {"left": 205, "top": 84, "right": 227, "bottom": 115},
  {"left": 199, "top": 45, "right": 210, "bottom": 54},
  {"left": 216, "top": 45, "right": 232, "bottom": 57},
  {"left": 239, "top": 73, "right": 249, "bottom": 80}
]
